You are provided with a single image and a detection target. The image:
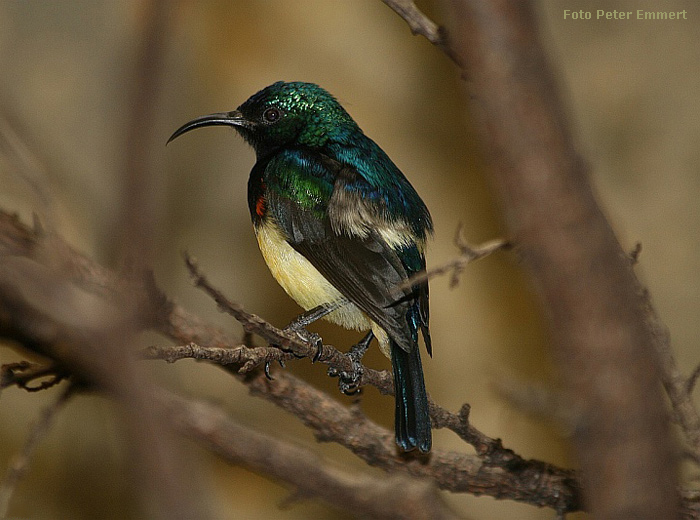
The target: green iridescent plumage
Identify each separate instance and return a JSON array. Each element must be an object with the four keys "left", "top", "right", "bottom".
[{"left": 169, "top": 81, "right": 433, "bottom": 453}]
